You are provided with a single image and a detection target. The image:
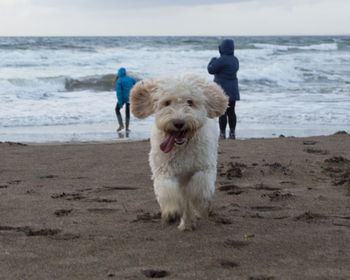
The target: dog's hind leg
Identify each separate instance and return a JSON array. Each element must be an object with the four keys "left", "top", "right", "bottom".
[{"left": 154, "top": 176, "right": 183, "bottom": 224}]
